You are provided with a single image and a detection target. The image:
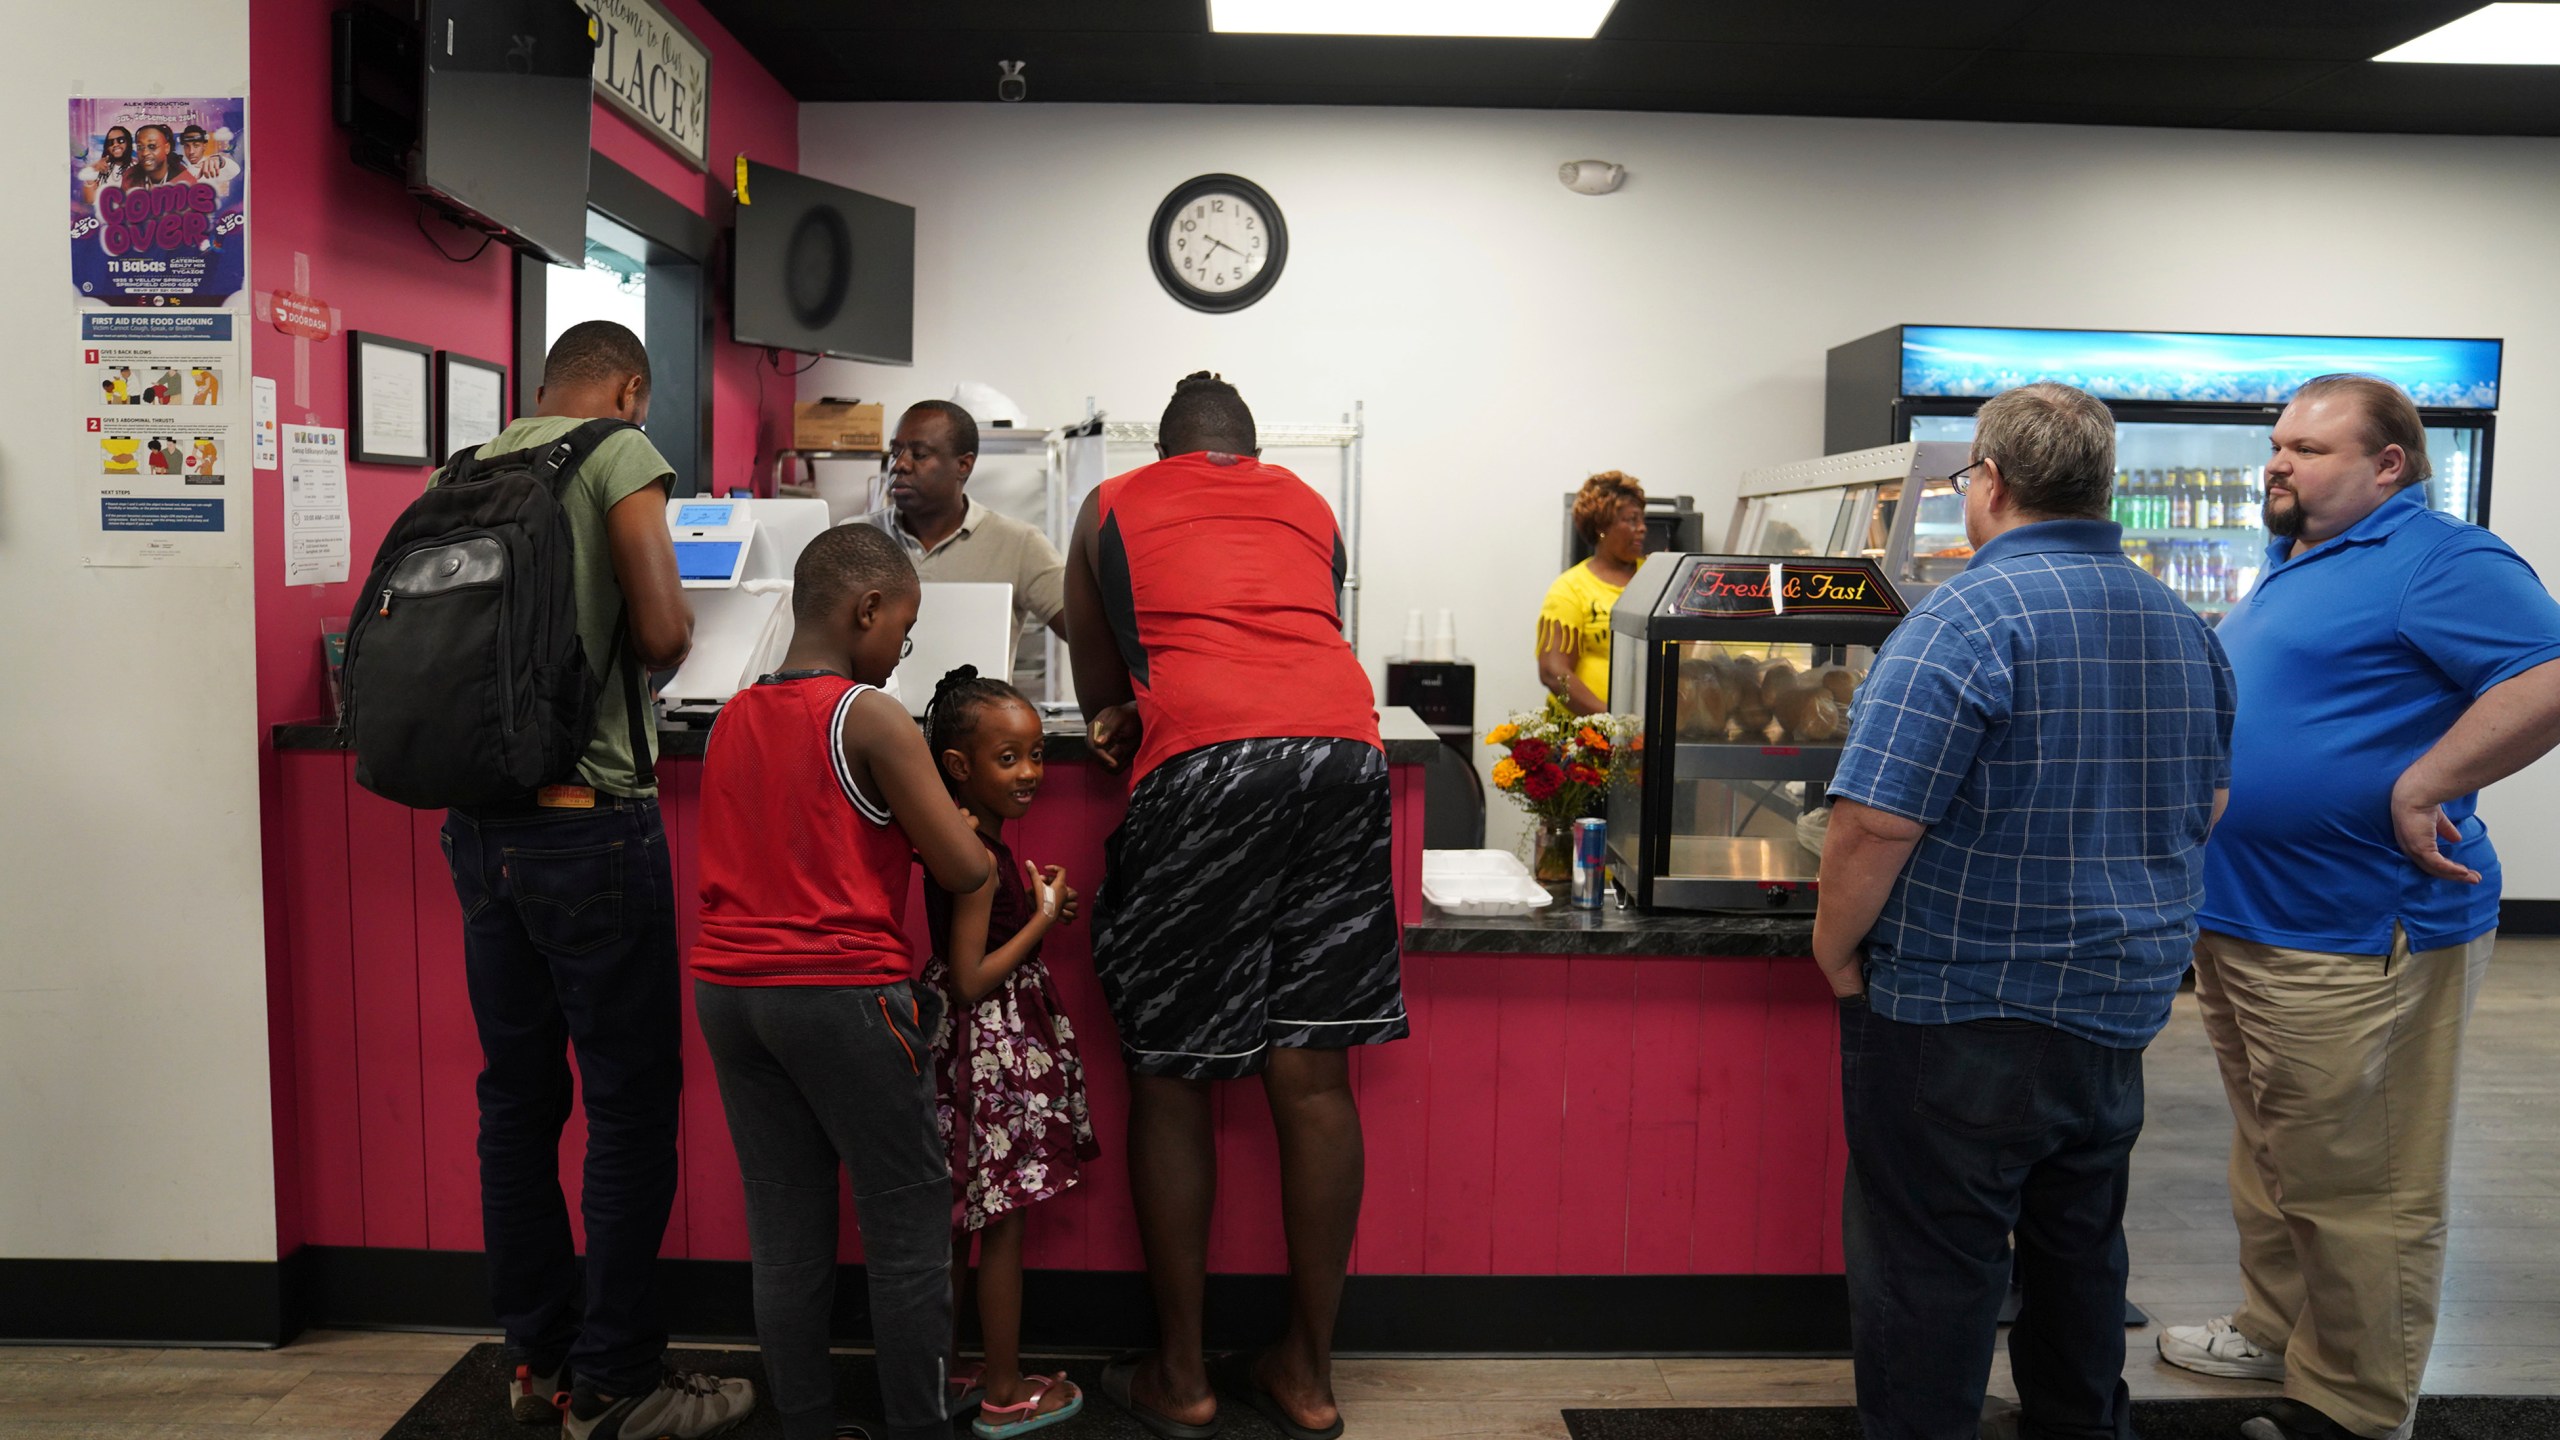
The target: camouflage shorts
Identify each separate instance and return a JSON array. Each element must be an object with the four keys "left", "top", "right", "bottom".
[{"left": 1094, "top": 736, "right": 1409, "bottom": 1080}]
